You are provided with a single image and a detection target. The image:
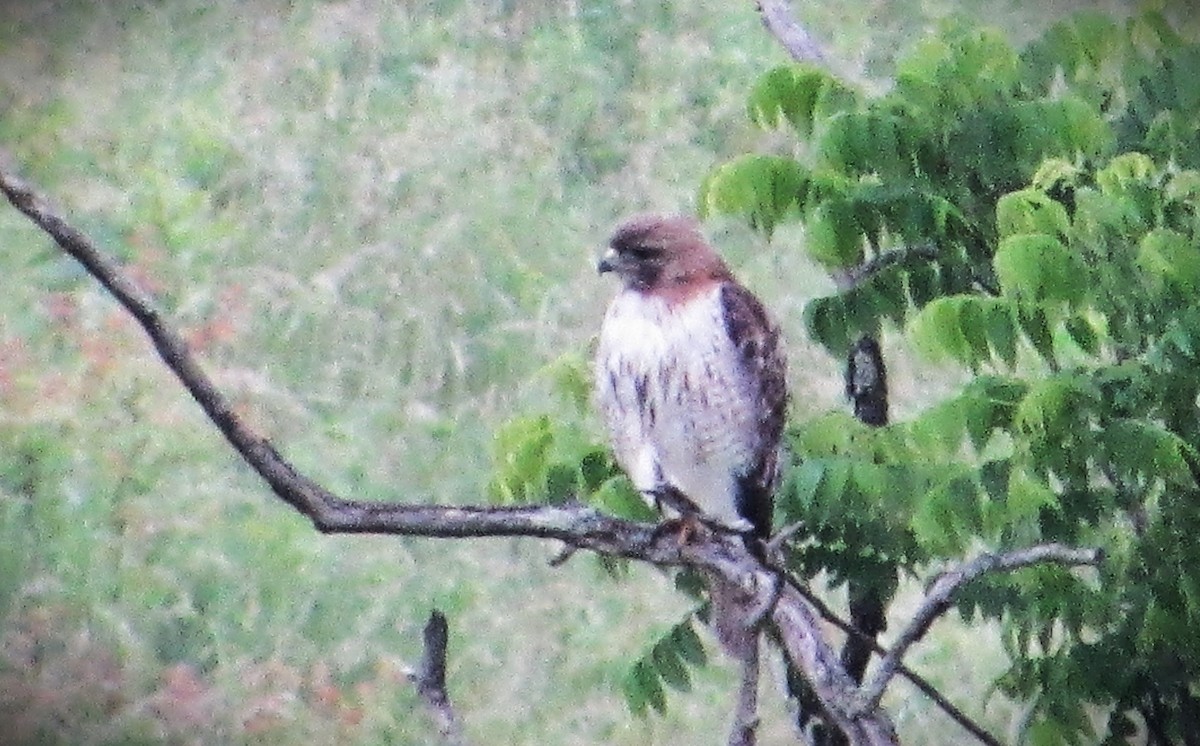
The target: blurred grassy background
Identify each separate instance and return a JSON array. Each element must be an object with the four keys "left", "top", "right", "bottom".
[{"left": 0, "top": 1, "right": 1142, "bottom": 743}]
